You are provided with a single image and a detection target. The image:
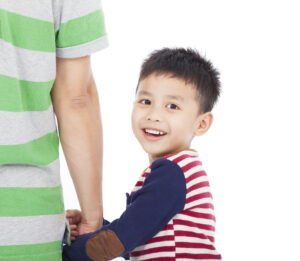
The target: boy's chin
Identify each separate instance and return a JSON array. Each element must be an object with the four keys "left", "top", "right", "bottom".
[{"left": 146, "top": 149, "right": 173, "bottom": 161}]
